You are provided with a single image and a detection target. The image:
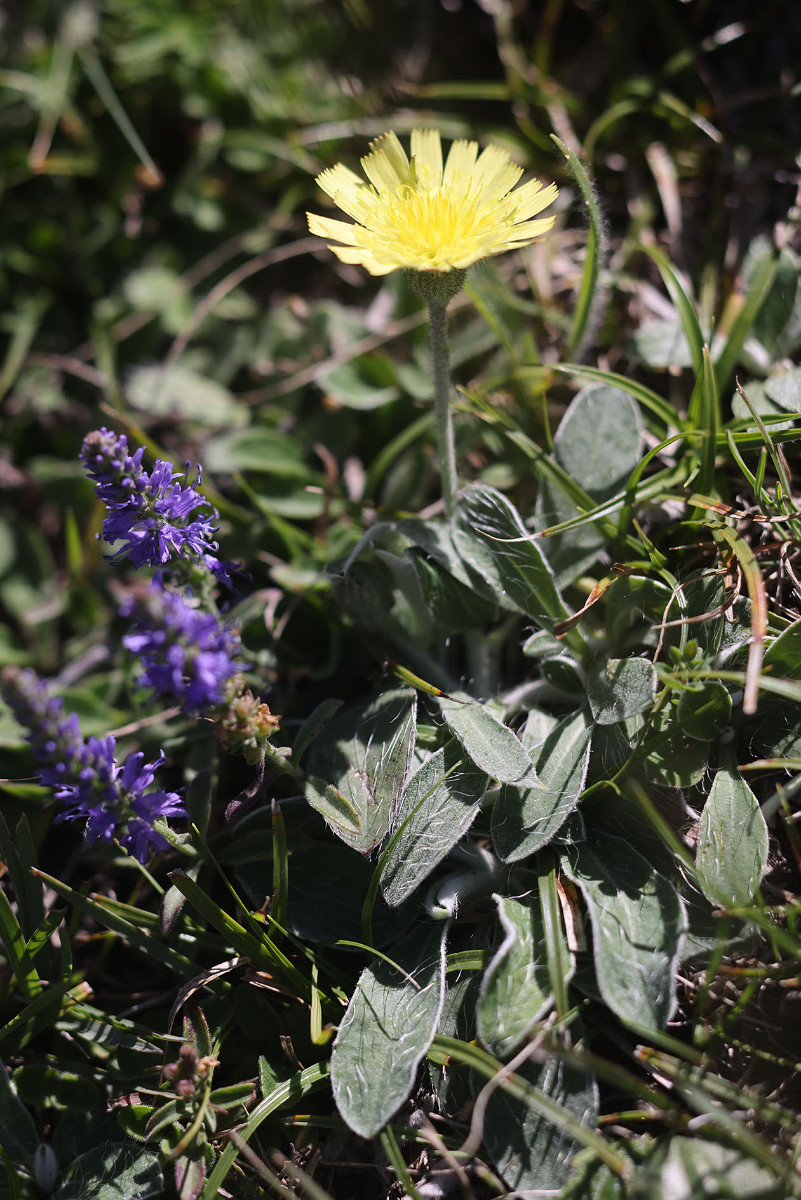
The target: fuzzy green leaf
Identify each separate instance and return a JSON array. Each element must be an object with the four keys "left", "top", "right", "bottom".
[
  {"left": 306, "top": 688, "right": 417, "bottom": 853},
  {"left": 587, "top": 657, "right": 658, "bottom": 725},
  {"left": 562, "top": 830, "right": 687, "bottom": 1031},
  {"left": 434, "top": 694, "right": 533, "bottom": 785},
  {"left": 696, "top": 765, "right": 769, "bottom": 906},
  {"left": 331, "top": 928, "right": 446, "bottom": 1138},
  {"left": 57, "top": 1143, "right": 163, "bottom": 1200},
  {"left": 380, "top": 741, "right": 487, "bottom": 907},
  {"left": 492, "top": 710, "right": 593, "bottom": 862},
  {"left": 453, "top": 484, "right": 569, "bottom": 632},
  {"left": 478, "top": 892, "right": 572, "bottom": 1056},
  {"left": 484, "top": 1054, "right": 598, "bottom": 1194}
]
